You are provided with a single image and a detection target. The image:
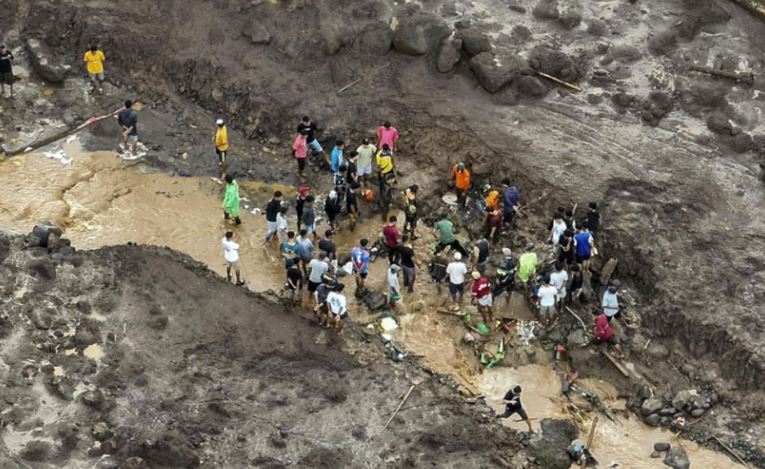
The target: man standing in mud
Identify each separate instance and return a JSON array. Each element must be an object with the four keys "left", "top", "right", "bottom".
[
  {"left": 222, "top": 231, "right": 244, "bottom": 285},
  {"left": 0, "top": 45, "right": 15, "bottom": 98},
  {"left": 117, "top": 100, "right": 139, "bottom": 155},
  {"left": 356, "top": 137, "right": 376, "bottom": 188},
  {"left": 496, "top": 385, "right": 534, "bottom": 433},
  {"left": 297, "top": 116, "right": 325, "bottom": 165},
  {"left": 377, "top": 121, "right": 399, "bottom": 153},
  {"left": 501, "top": 179, "right": 520, "bottom": 227},
  {"left": 352, "top": 238, "right": 371, "bottom": 294},
  {"left": 214, "top": 119, "right": 229, "bottom": 180},
  {"left": 264, "top": 191, "right": 283, "bottom": 243}
]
